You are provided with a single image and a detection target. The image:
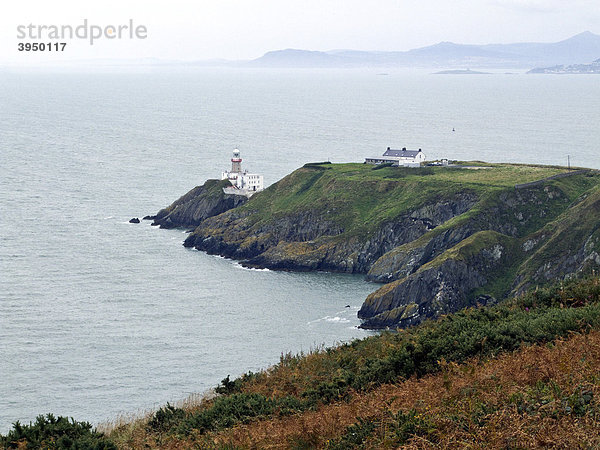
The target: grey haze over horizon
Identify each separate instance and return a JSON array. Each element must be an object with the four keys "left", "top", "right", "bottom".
[
  {"left": 9, "top": 31, "right": 600, "bottom": 71},
  {"left": 2, "top": 0, "right": 600, "bottom": 65}
]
